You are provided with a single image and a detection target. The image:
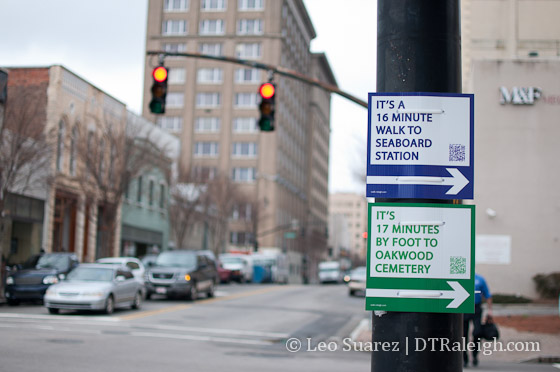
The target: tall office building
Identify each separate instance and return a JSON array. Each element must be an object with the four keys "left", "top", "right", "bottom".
[
  {"left": 142, "top": 0, "right": 336, "bottom": 282},
  {"left": 461, "top": 0, "right": 560, "bottom": 297}
]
